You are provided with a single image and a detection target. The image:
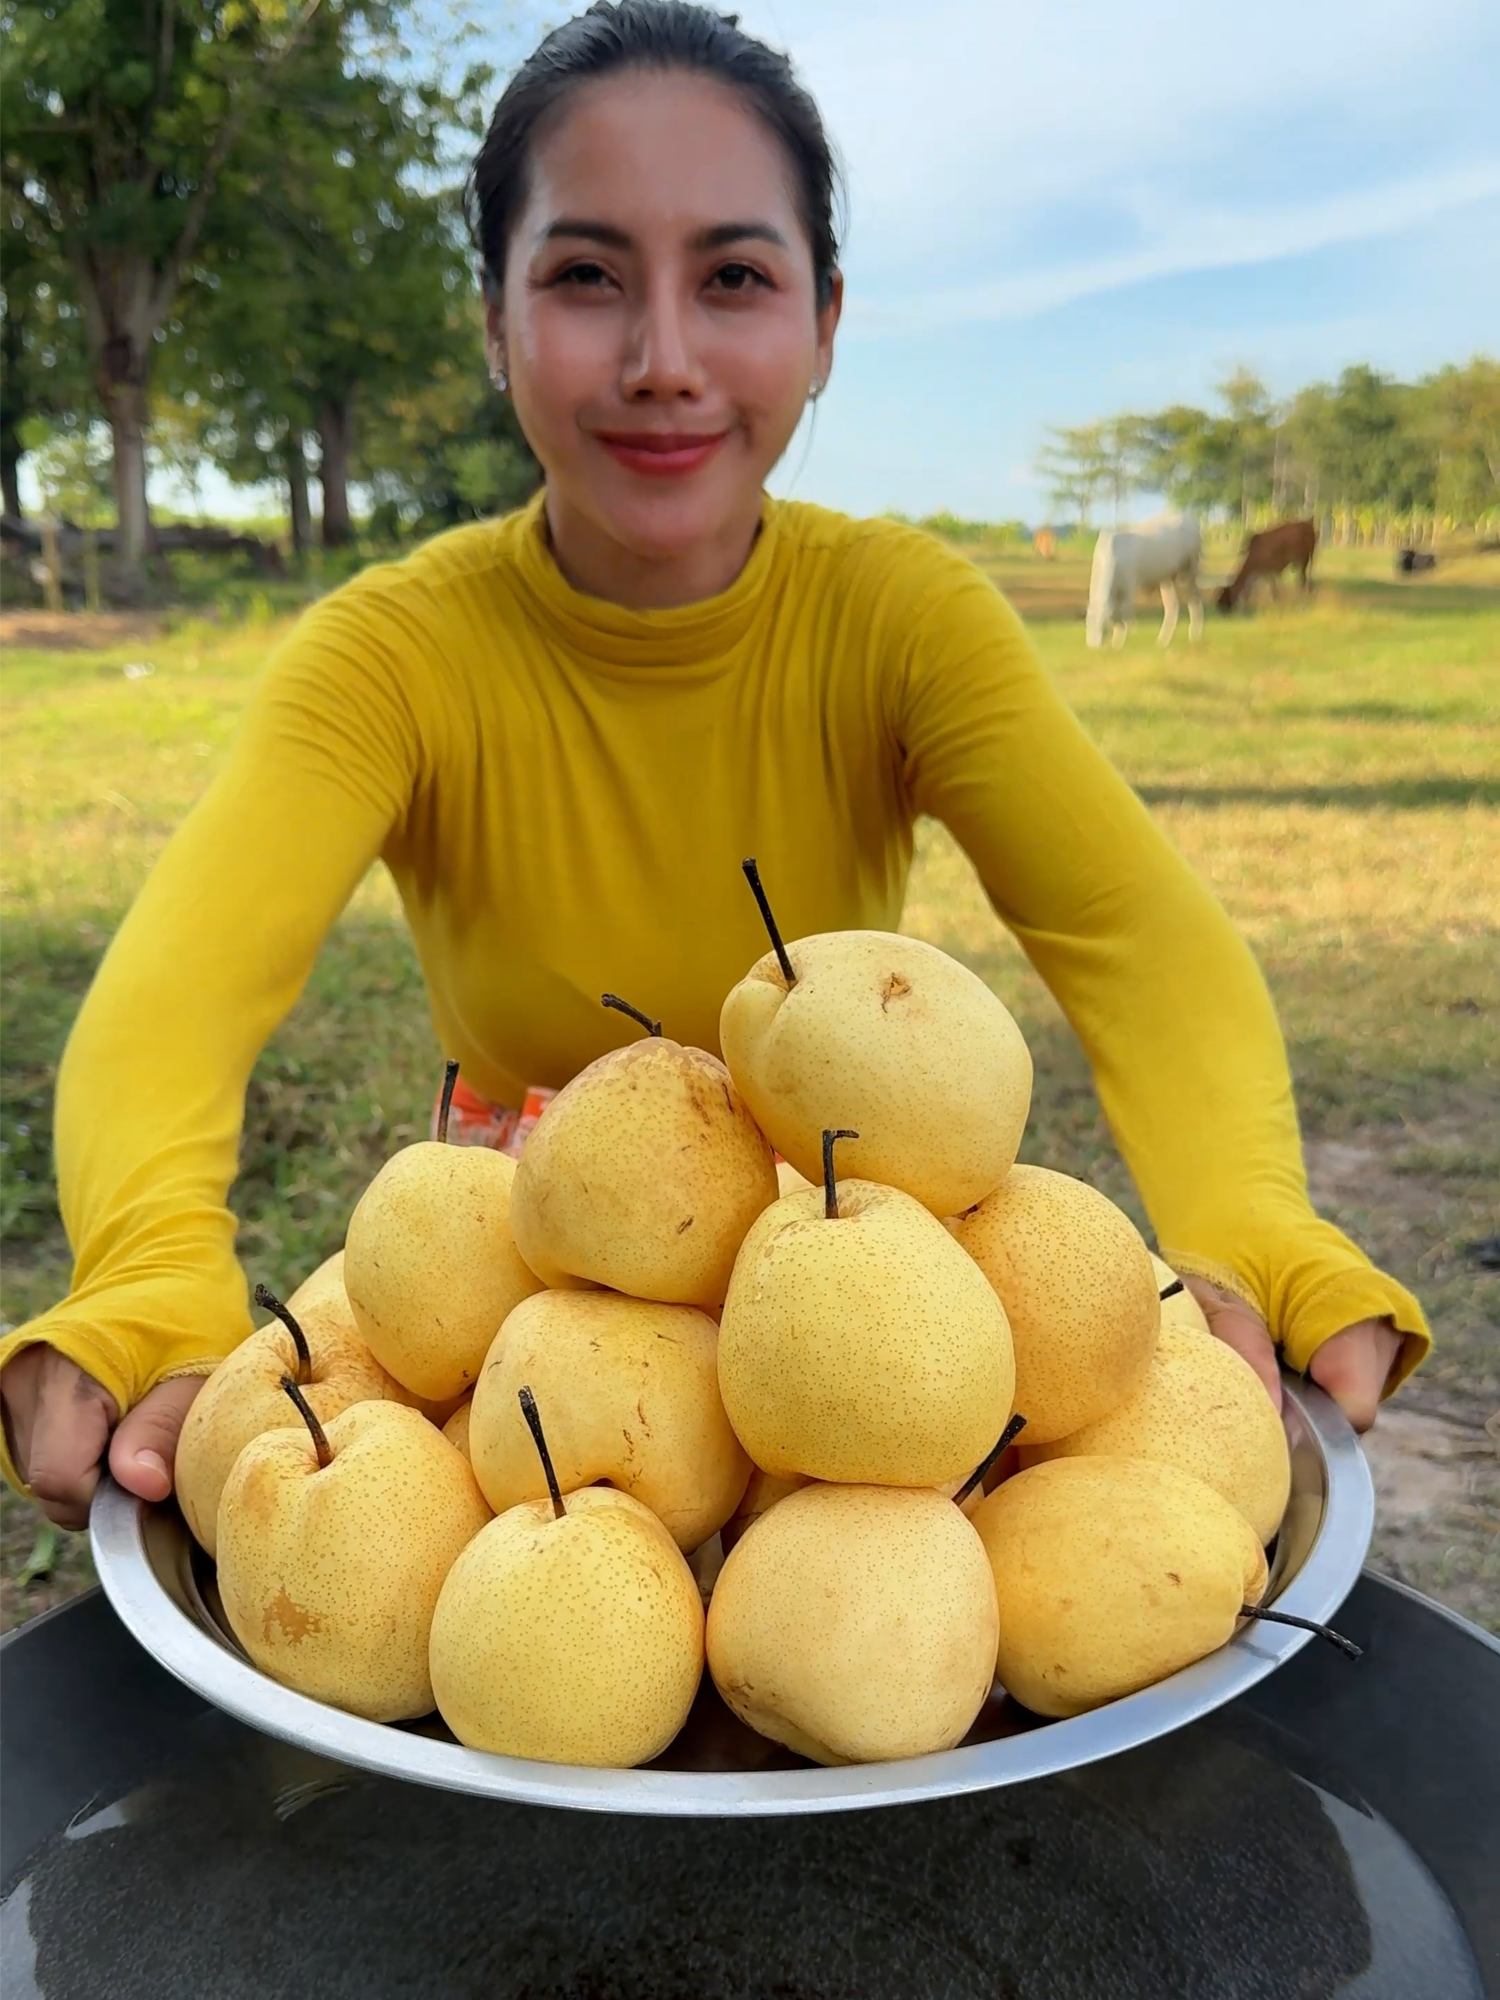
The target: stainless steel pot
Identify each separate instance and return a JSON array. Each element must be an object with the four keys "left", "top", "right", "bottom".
[{"left": 89, "top": 1374, "right": 1372, "bottom": 1817}]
